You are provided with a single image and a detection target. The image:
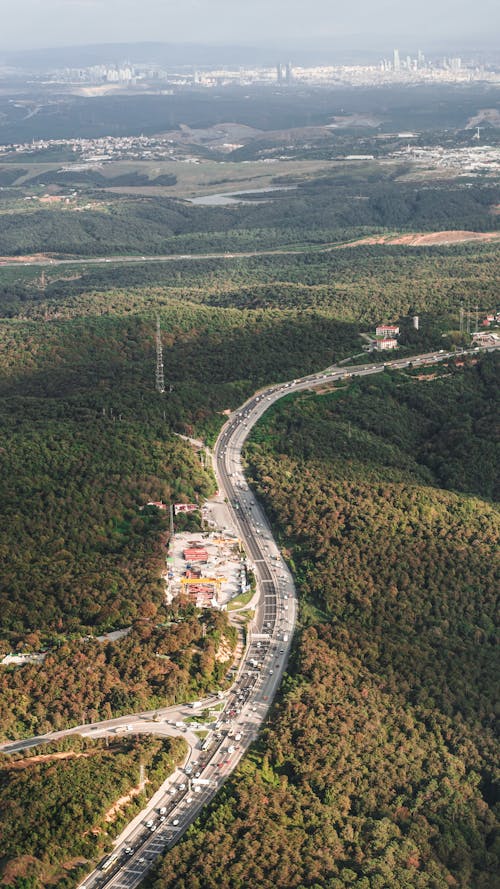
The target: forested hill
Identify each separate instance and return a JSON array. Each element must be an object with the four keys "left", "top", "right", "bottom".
[
  {"left": 147, "top": 354, "right": 499, "bottom": 889},
  {"left": 0, "top": 174, "right": 498, "bottom": 257},
  {"left": 0, "top": 296, "right": 357, "bottom": 740}
]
